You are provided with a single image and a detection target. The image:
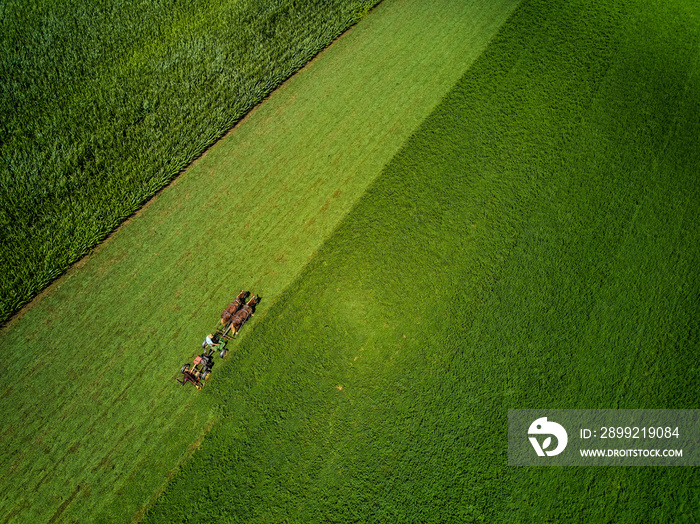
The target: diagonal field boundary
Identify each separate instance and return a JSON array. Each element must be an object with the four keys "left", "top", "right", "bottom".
[{"left": 0, "top": 0, "right": 521, "bottom": 522}]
